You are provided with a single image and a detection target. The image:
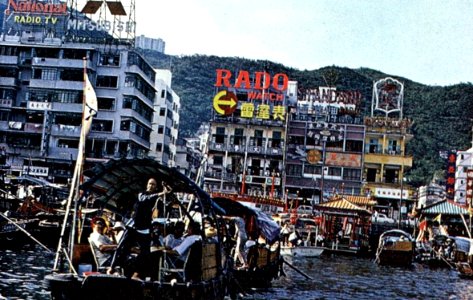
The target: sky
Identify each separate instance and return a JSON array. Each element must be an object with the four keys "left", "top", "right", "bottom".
[{"left": 133, "top": 0, "right": 473, "bottom": 86}]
